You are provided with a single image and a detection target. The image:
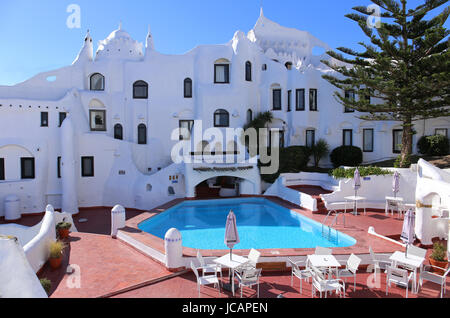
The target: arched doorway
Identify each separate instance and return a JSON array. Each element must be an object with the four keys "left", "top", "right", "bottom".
[{"left": 195, "top": 176, "right": 247, "bottom": 199}]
